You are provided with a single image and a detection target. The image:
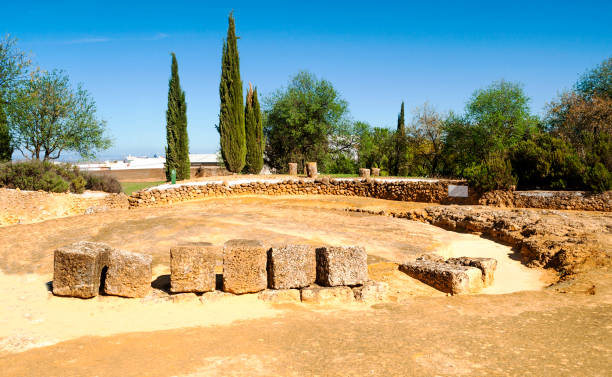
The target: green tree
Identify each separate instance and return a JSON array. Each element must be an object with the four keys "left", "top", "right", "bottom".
[
  {"left": 165, "top": 53, "right": 189, "bottom": 181},
  {"left": 576, "top": 56, "right": 612, "bottom": 100},
  {"left": 0, "top": 93, "right": 11, "bottom": 161},
  {"left": 244, "top": 83, "right": 264, "bottom": 174},
  {"left": 9, "top": 70, "right": 111, "bottom": 160},
  {"left": 393, "top": 102, "right": 408, "bottom": 176},
  {"left": 218, "top": 12, "right": 245, "bottom": 173},
  {"left": 409, "top": 103, "right": 445, "bottom": 176},
  {"left": 264, "top": 71, "right": 348, "bottom": 172}
]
